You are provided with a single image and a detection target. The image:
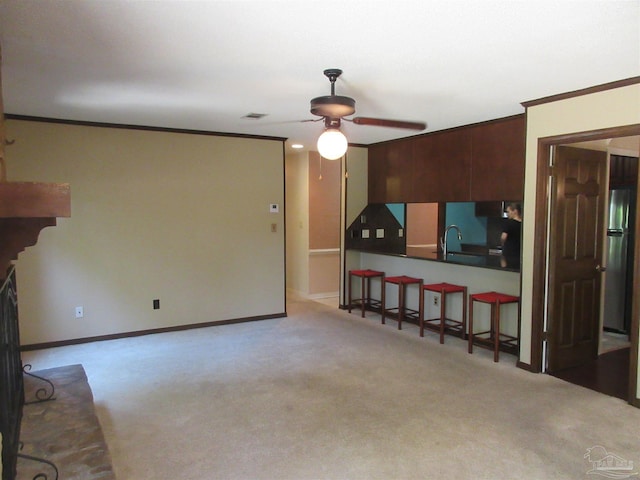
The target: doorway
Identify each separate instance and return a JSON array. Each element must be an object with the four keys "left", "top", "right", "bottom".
[
  {"left": 285, "top": 151, "right": 342, "bottom": 306},
  {"left": 532, "top": 128, "right": 640, "bottom": 404},
  {"left": 548, "top": 142, "right": 638, "bottom": 400}
]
